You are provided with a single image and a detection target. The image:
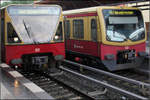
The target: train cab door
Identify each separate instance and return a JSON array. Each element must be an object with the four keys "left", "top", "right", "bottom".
[{"left": 88, "top": 16, "right": 99, "bottom": 57}]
